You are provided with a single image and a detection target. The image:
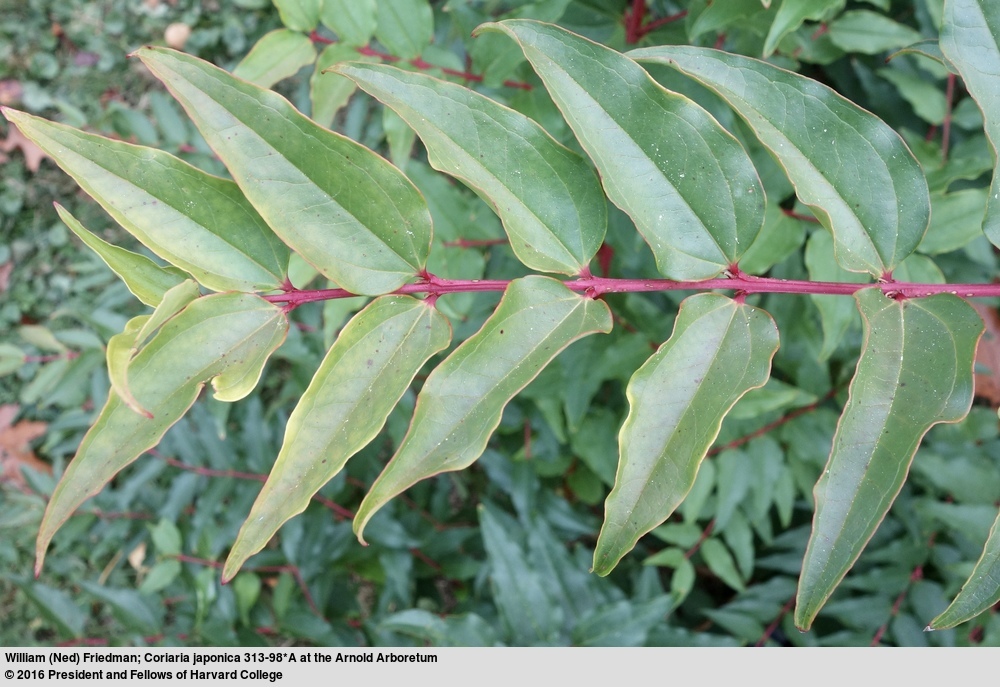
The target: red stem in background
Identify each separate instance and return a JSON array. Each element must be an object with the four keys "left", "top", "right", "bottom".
[
  {"left": 684, "top": 520, "right": 715, "bottom": 559},
  {"left": 755, "top": 597, "right": 796, "bottom": 647},
  {"left": 310, "top": 31, "right": 532, "bottom": 90},
  {"left": 638, "top": 10, "right": 689, "bottom": 39},
  {"left": 175, "top": 554, "right": 325, "bottom": 619},
  {"left": 708, "top": 385, "right": 842, "bottom": 457},
  {"left": 442, "top": 238, "right": 509, "bottom": 248},
  {"left": 23, "top": 351, "right": 79, "bottom": 363},
  {"left": 625, "top": 0, "right": 647, "bottom": 44},
  {"left": 781, "top": 207, "right": 821, "bottom": 223},
  {"left": 624, "top": 2, "right": 687, "bottom": 44},
  {"left": 152, "top": 451, "right": 354, "bottom": 520}
]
